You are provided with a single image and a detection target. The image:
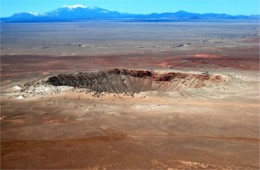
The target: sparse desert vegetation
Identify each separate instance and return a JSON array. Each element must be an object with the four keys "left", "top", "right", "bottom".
[{"left": 1, "top": 22, "right": 259, "bottom": 169}]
